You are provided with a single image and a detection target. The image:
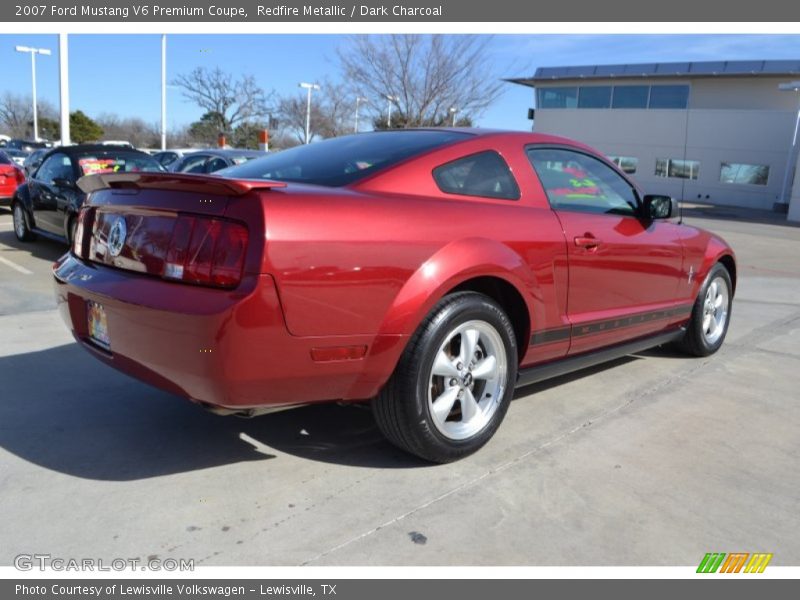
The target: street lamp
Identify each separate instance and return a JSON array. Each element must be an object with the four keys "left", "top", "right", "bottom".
[
  {"left": 58, "top": 34, "right": 70, "bottom": 147},
  {"left": 298, "top": 82, "right": 320, "bottom": 144},
  {"left": 778, "top": 81, "right": 800, "bottom": 211},
  {"left": 385, "top": 94, "right": 399, "bottom": 128},
  {"left": 449, "top": 106, "right": 459, "bottom": 127},
  {"left": 354, "top": 96, "right": 368, "bottom": 133},
  {"left": 161, "top": 34, "right": 167, "bottom": 151},
  {"left": 15, "top": 45, "right": 52, "bottom": 142}
]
